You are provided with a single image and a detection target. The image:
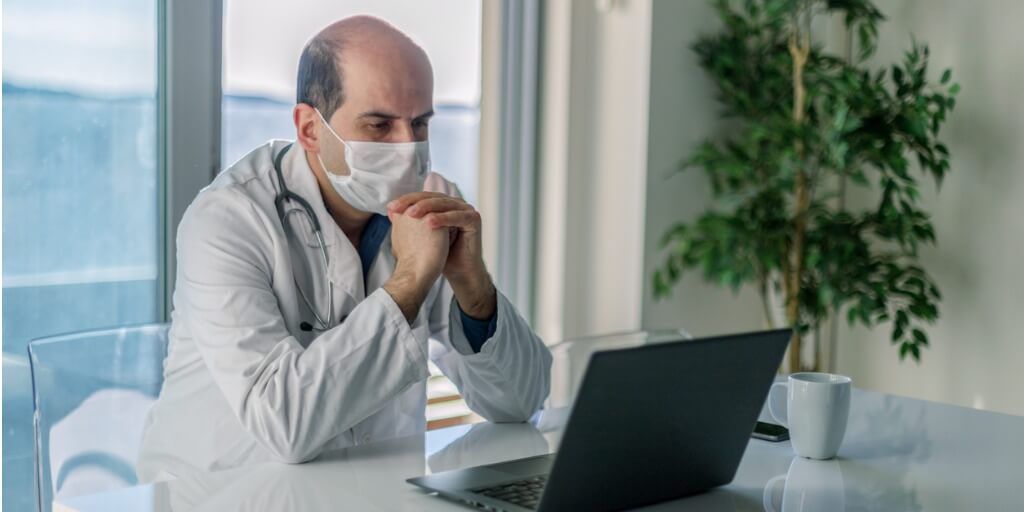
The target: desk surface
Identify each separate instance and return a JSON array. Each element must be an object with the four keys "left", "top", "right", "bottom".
[{"left": 57, "top": 331, "right": 1024, "bottom": 511}]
